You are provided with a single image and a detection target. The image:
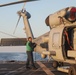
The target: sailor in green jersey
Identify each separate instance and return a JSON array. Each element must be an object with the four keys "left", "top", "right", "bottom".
[
  {"left": 26, "top": 37, "right": 37, "bottom": 69},
  {"left": 26, "top": 41, "right": 33, "bottom": 51}
]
